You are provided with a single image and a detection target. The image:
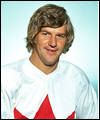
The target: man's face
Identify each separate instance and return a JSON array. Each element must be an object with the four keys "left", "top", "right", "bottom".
[{"left": 33, "top": 25, "right": 67, "bottom": 66}]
